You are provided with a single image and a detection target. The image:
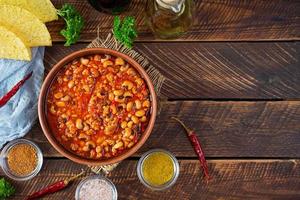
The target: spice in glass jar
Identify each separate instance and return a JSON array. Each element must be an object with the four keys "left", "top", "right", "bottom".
[
  {"left": 7, "top": 144, "right": 38, "bottom": 176},
  {"left": 142, "top": 151, "right": 174, "bottom": 186},
  {"left": 76, "top": 176, "right": 117, "bottom": 200}
]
